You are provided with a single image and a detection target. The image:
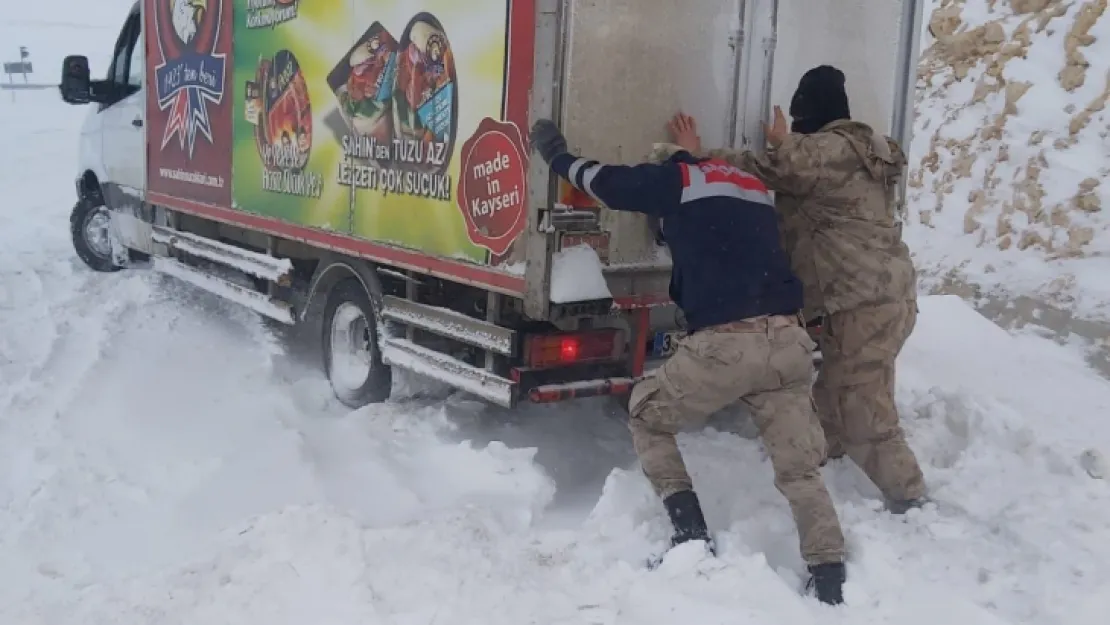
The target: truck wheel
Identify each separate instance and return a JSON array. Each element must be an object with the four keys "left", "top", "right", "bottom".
[
  {"left": 70, "top": 200, "right": 121, "bottom": 273},
  {"left": 321, "top": 278, "right": 393, "bottom": 408}
]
